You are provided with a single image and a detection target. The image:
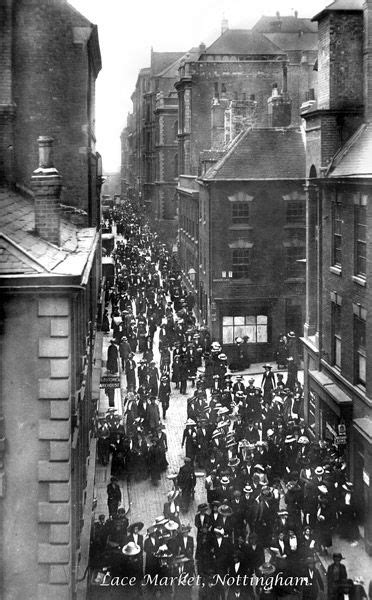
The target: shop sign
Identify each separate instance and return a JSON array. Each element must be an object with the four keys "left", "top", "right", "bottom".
[
  {"left": 335, "top": 435, "right": 347, "bottom": 445},
  {"left": 100, "top": 375, "right": 120, "bottom": 389},
  {"left": 363, "top": 470, "right": 370, "bottom": 487}
]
